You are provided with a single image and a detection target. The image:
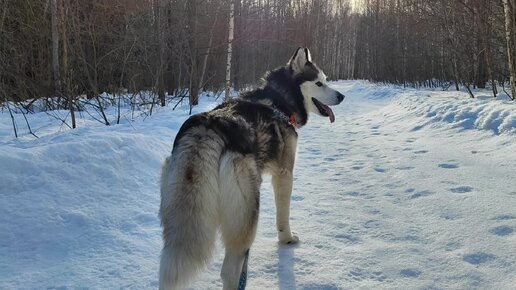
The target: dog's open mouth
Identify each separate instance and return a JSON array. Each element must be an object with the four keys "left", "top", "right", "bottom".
[{"left": 312, "top": 97, "right": 335, "bottom": 123}]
